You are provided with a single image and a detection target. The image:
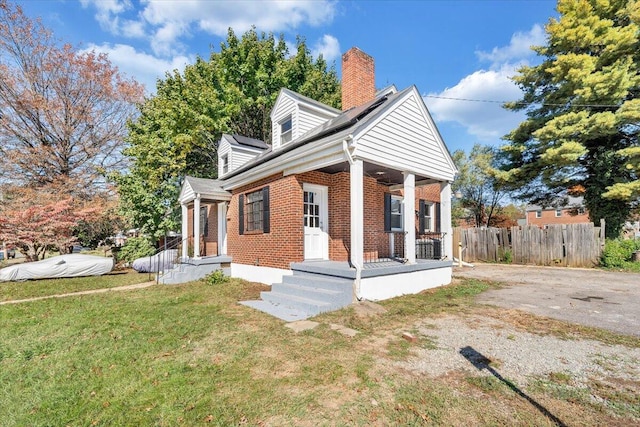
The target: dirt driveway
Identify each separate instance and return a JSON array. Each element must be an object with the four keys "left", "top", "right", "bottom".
[{"left": 454, "top": 264, "right": 640, "bottom": 337}]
